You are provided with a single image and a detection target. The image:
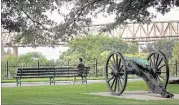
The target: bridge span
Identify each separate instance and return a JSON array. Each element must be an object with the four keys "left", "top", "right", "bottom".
[
  {"left": 1, "top": 20, "right": 179, "bottom": 57},
  {"left": 88, "top": 20, "right": 179, "bottom": 44}
]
